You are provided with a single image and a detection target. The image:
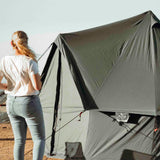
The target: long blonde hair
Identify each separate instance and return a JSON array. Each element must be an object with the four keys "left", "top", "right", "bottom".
[{"left": 11, "top": 31, "right": 37, "bottom": 62}]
